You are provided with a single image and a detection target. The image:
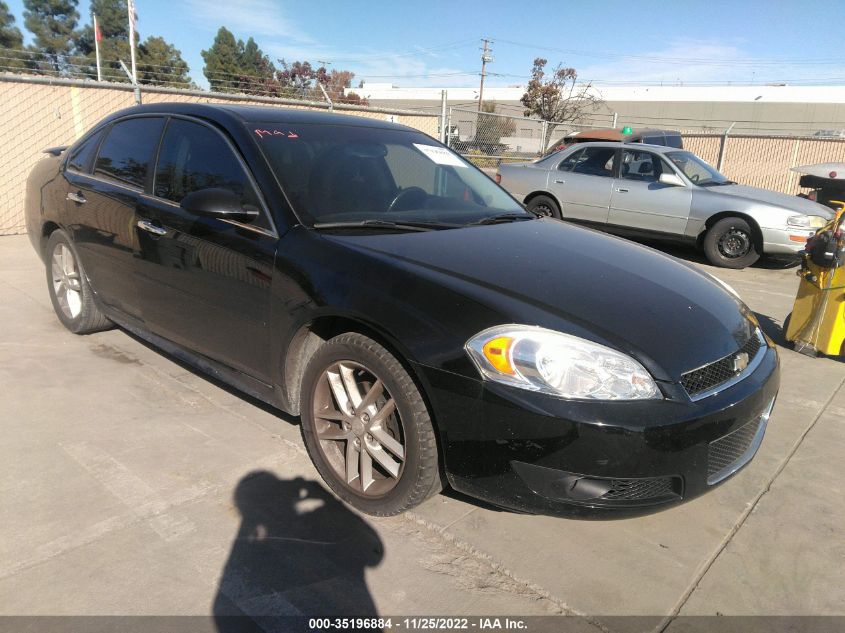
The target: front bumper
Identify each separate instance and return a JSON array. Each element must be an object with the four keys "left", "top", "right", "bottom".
[
  {"left": 762, "top": 226, "right": 816, "bottom": 255},
  {"left": 415, "top": 344, "right": 780, "bottom": 518}
]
